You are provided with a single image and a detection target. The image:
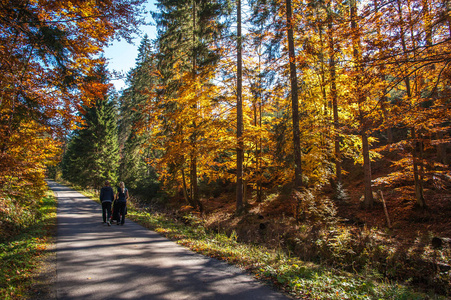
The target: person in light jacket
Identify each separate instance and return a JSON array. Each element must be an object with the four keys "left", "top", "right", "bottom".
[
  {"left": 115, "top": 181, "right": 129, "bottom": 225},
  {"left": 100, "top": 180, "right": 115, "bottom": 226}
]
